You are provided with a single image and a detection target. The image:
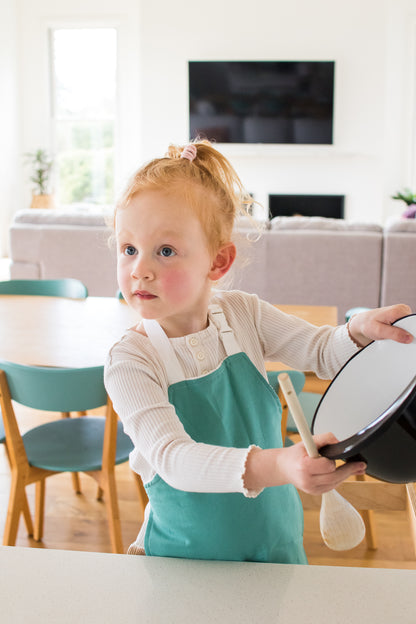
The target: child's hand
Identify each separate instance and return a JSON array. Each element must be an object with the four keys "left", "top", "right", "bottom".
[
  {"left": 278, "top": 433, "right": 367, "bottom": 495},
  {"left": 243, "top": 435, "right": 366, "bottom": 494},
  {"left": 348, "top": 304, "right": 413, "bottom": 348}
]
